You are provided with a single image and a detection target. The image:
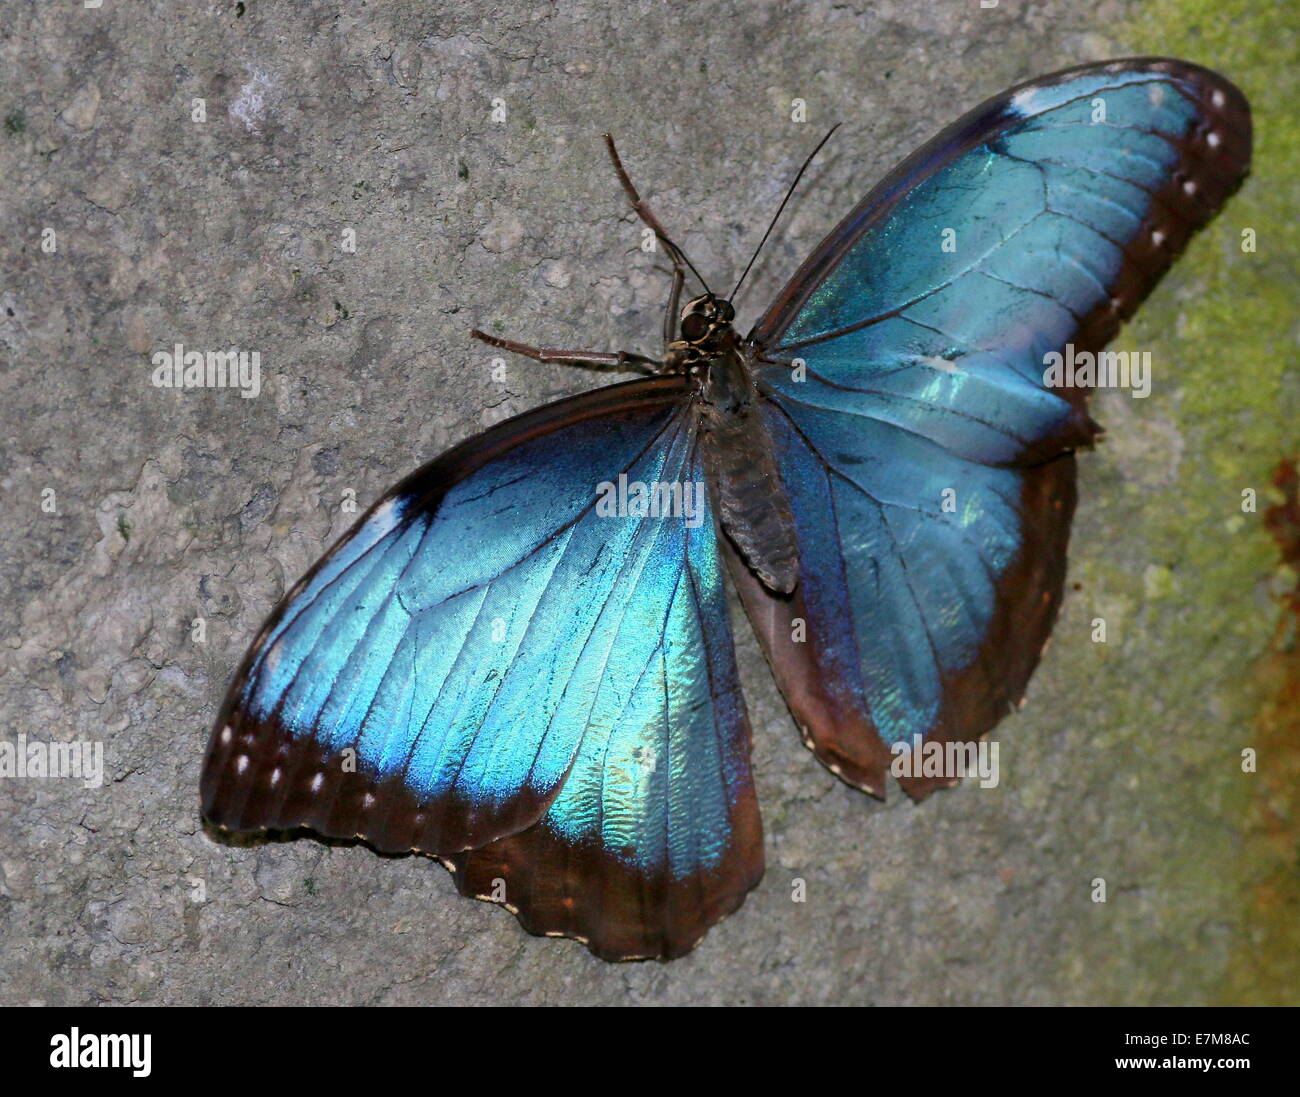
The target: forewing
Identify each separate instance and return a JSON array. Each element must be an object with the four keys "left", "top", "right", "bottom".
[
  {"left": 200, "top": 377, "right": 763, "bottom": 959},
  {"left": 741, "top": 59, "right": 1250, "bottom": 798}
]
